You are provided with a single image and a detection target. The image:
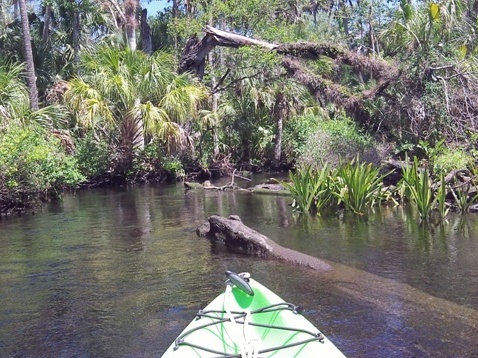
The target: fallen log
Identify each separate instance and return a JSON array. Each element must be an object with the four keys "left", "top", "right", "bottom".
[
  {"left": 250, "top": 183, "right": 291, "bottom": 196},
  {"left": 198, "top": 215, "right": 332, "bottom": 271}
]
